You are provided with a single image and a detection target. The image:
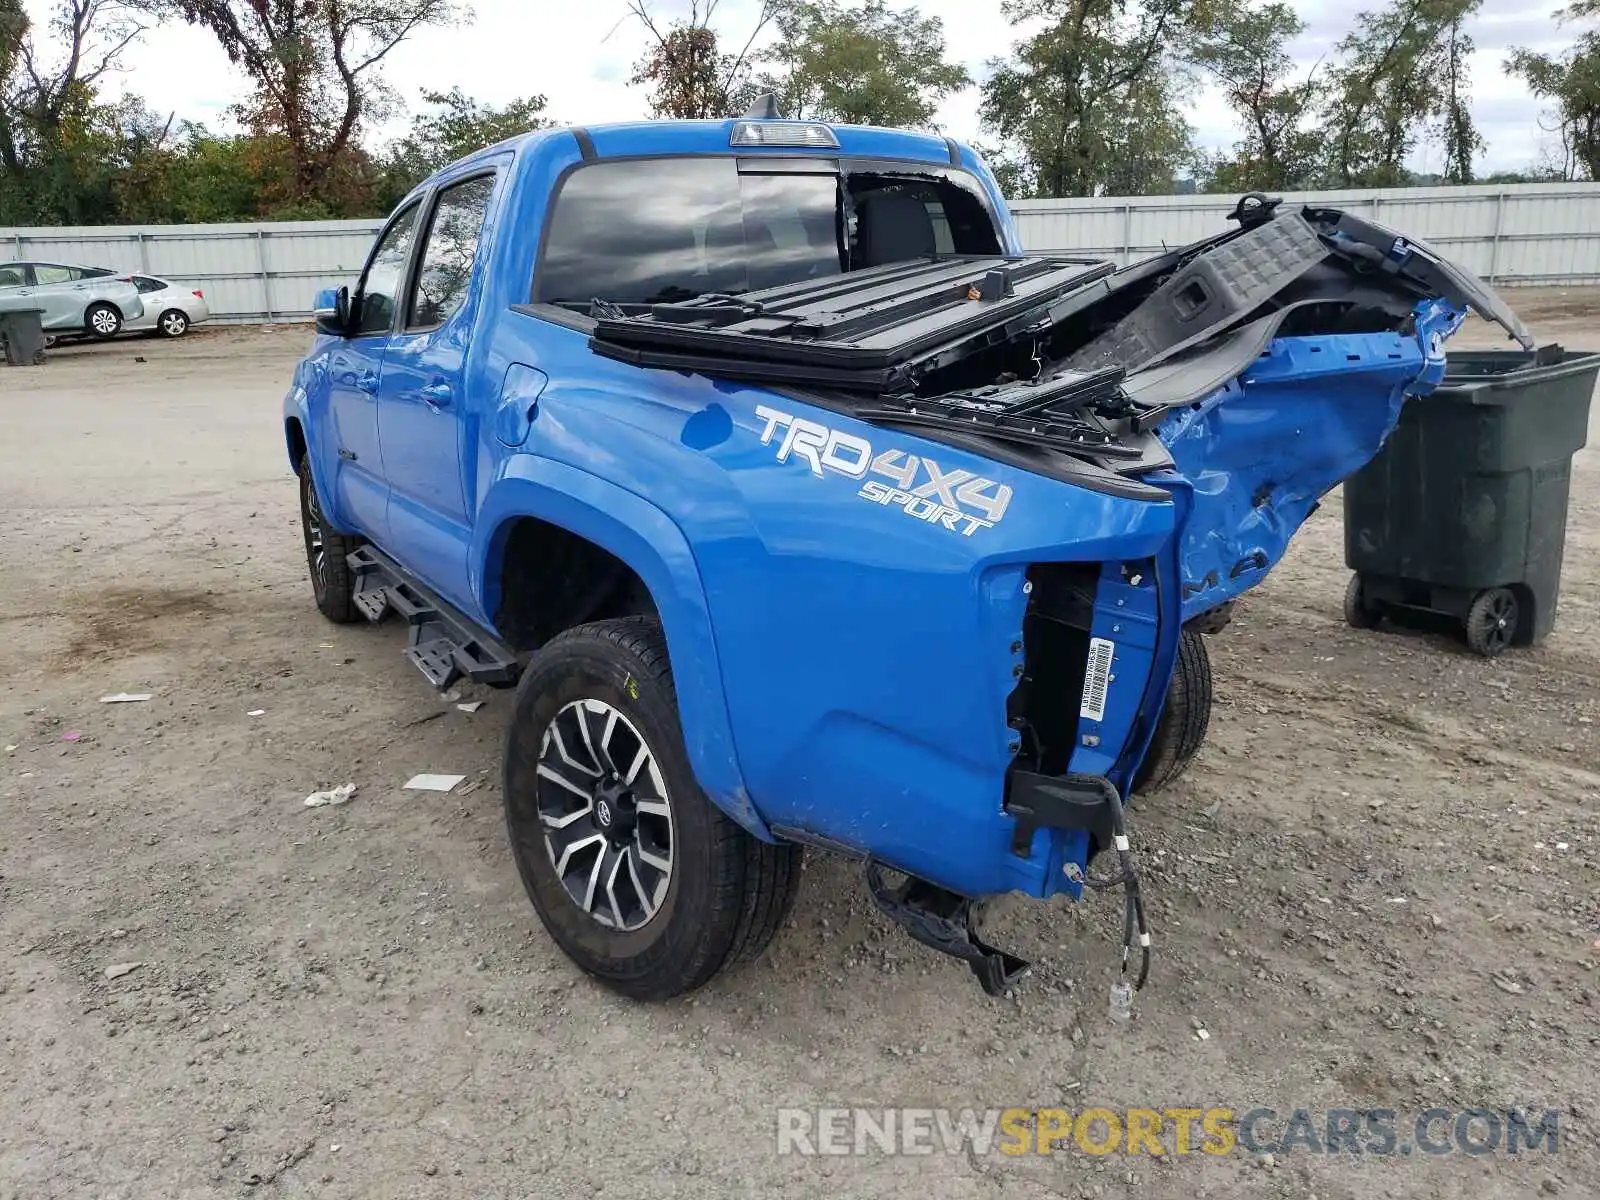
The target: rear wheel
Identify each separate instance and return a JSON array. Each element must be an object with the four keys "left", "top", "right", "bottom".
[
  {"left": 157, "top": 309, "right": 190, "bottom": 338},
  {"left": 503, "top": 616, "right": 802, "bottom": 999},
  {"left": 85, "top": 302, "right": 122, "bottom": 340},
  {"left": 1132, "top": 628, "right": 1213, "bottom": 795},
  {"left": 298, "top": 453, "right": 360, "bottom": 623}
]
